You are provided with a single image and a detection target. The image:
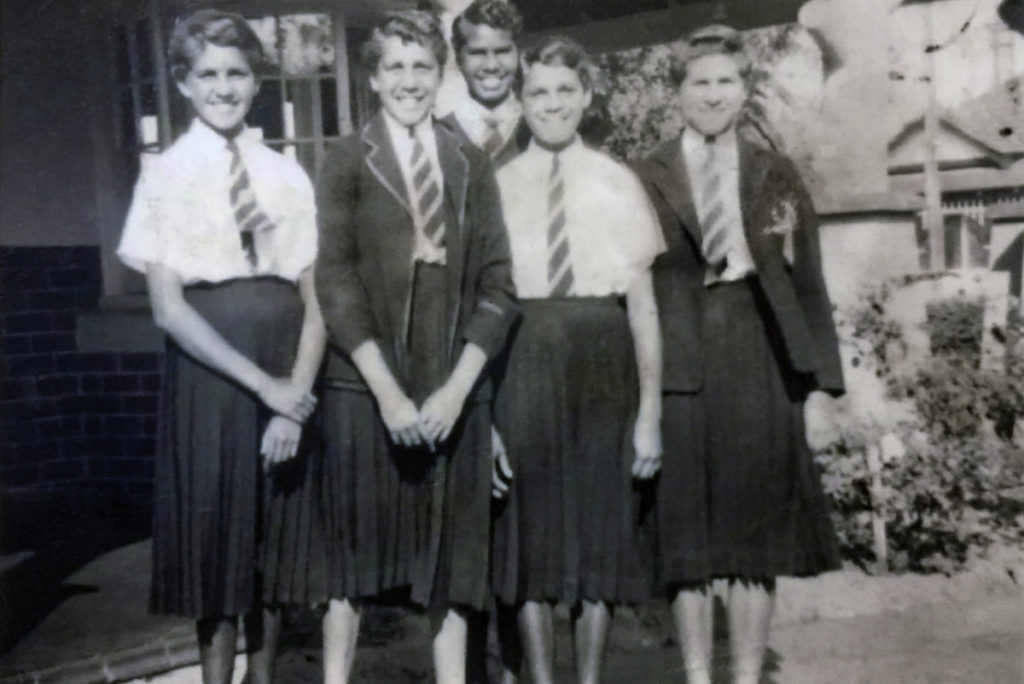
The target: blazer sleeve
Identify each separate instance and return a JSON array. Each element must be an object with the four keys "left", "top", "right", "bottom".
[
  {"left": 462, "top": 153, "right": 520, "bottom": 358},
  {"left": 314, "top": 140, "right": 379, "bottom": 355},
  {"left": 782, "top": 157, "right": 845, "bottom": 396}
]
